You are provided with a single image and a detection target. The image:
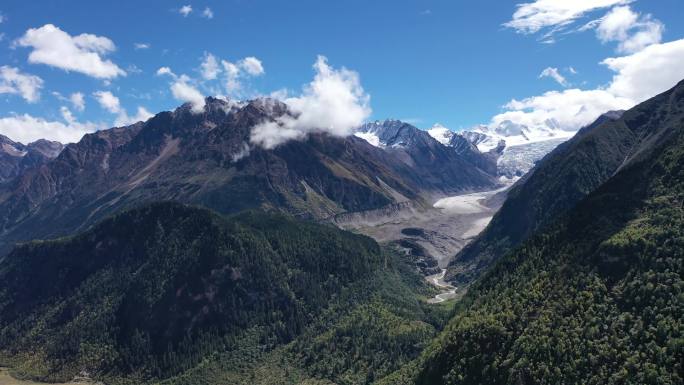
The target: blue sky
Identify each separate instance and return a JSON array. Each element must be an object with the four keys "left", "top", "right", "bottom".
[{"left": 1, "top": 0, "right": 684, "bottom": 144}]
